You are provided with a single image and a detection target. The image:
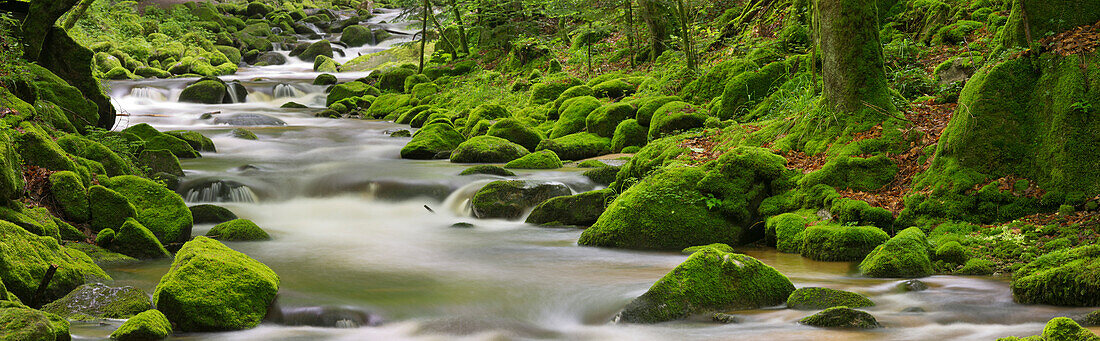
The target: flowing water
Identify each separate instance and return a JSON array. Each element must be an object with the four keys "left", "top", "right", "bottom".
[{"left": 67, "top": 8, "right": 1099, "bottom": 341}]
